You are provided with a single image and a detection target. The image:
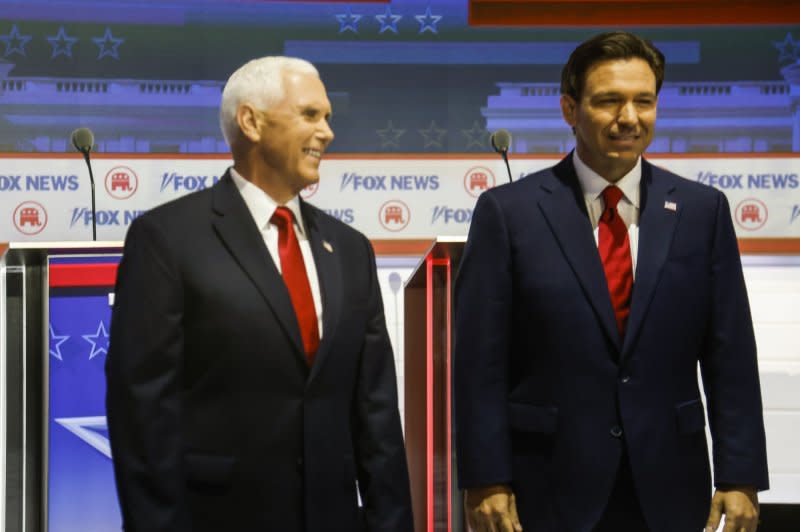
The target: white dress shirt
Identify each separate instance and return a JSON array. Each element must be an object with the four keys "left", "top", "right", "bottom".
[
  {"left": 229, "top": 168, "right": 324, "bottom": 337},
  {"left": 572, "top": 151, "right": 641, "bottom": 279}
]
